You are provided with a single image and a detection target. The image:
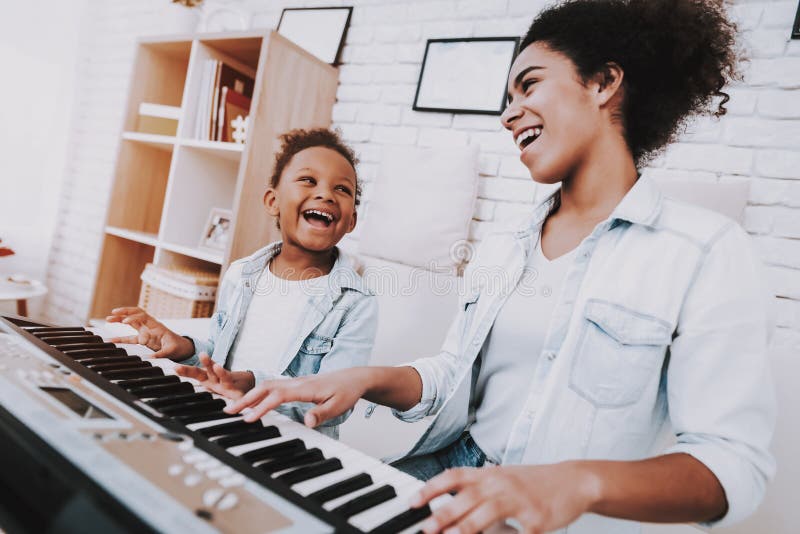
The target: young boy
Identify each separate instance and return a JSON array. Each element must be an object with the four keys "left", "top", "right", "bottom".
[{"left": 107, "top": 128, "right": 377, "bottom": 438}]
